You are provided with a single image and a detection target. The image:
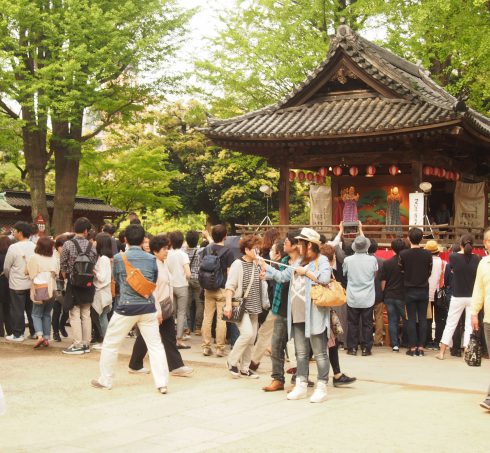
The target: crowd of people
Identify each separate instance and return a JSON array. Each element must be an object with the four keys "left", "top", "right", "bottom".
[{"left": 1, "top": 216, "right": 489, "bottom": 409}]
